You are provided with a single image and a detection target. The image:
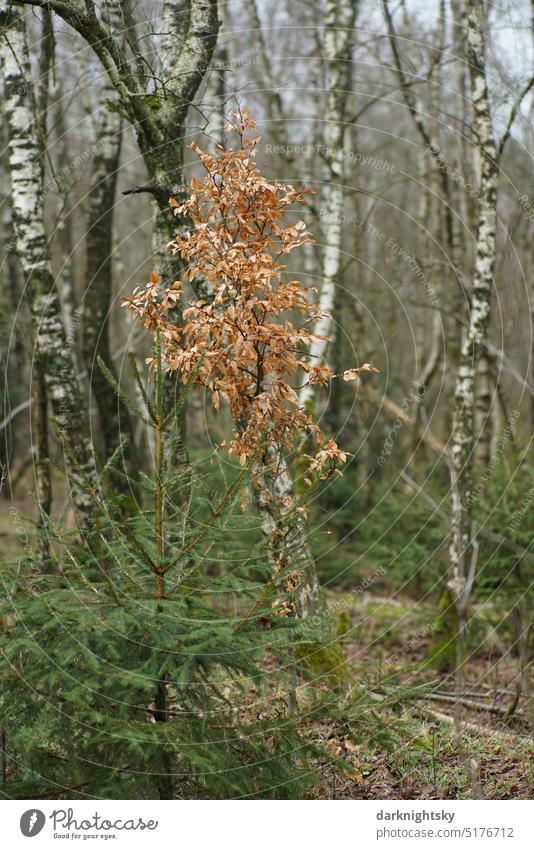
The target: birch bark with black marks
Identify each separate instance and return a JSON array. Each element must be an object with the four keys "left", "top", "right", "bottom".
[
  {"left": 32, "top": 8, "right": 54, "bottom": 565},
  {"left": 0, "top": 4, "right": 97, "bottom": 526},
  {"left": 299, "top": 0, "right": 357, "bottom": 414},
  {"left": 0, "top": 129, "right": 27, "bottom": 485},
  {"left": 448, "top": 0, "right": 498, "bottom": 729}
]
